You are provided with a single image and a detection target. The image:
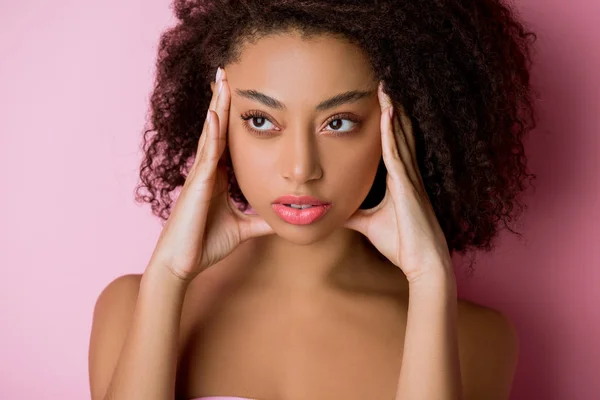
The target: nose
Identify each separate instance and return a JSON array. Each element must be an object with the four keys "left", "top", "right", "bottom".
[{"left": 279, "top": 127, "right": 323, "bottom": 185}]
